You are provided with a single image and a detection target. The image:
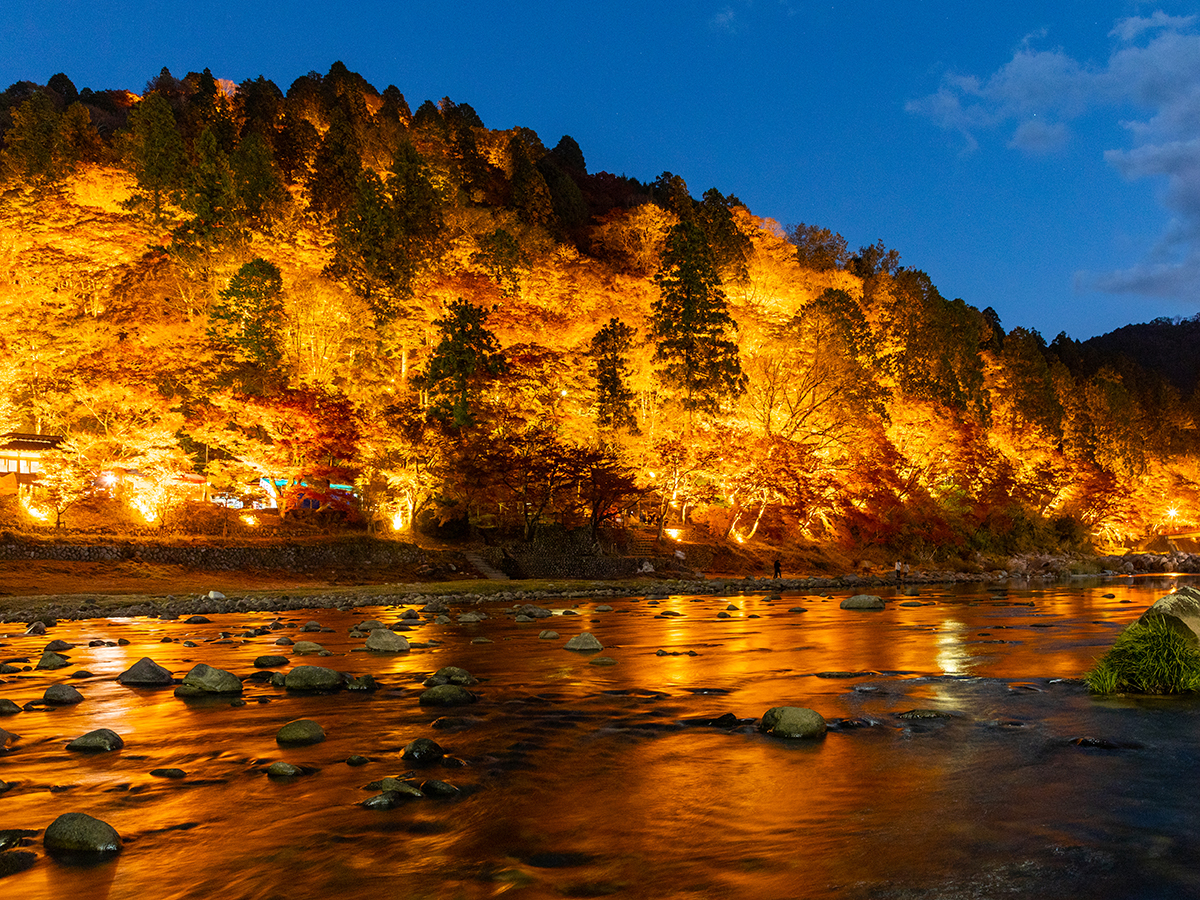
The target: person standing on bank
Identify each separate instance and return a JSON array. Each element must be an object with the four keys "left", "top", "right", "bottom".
[{"left": 773, "top": 557, "right": 782, "bottom": 579}]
